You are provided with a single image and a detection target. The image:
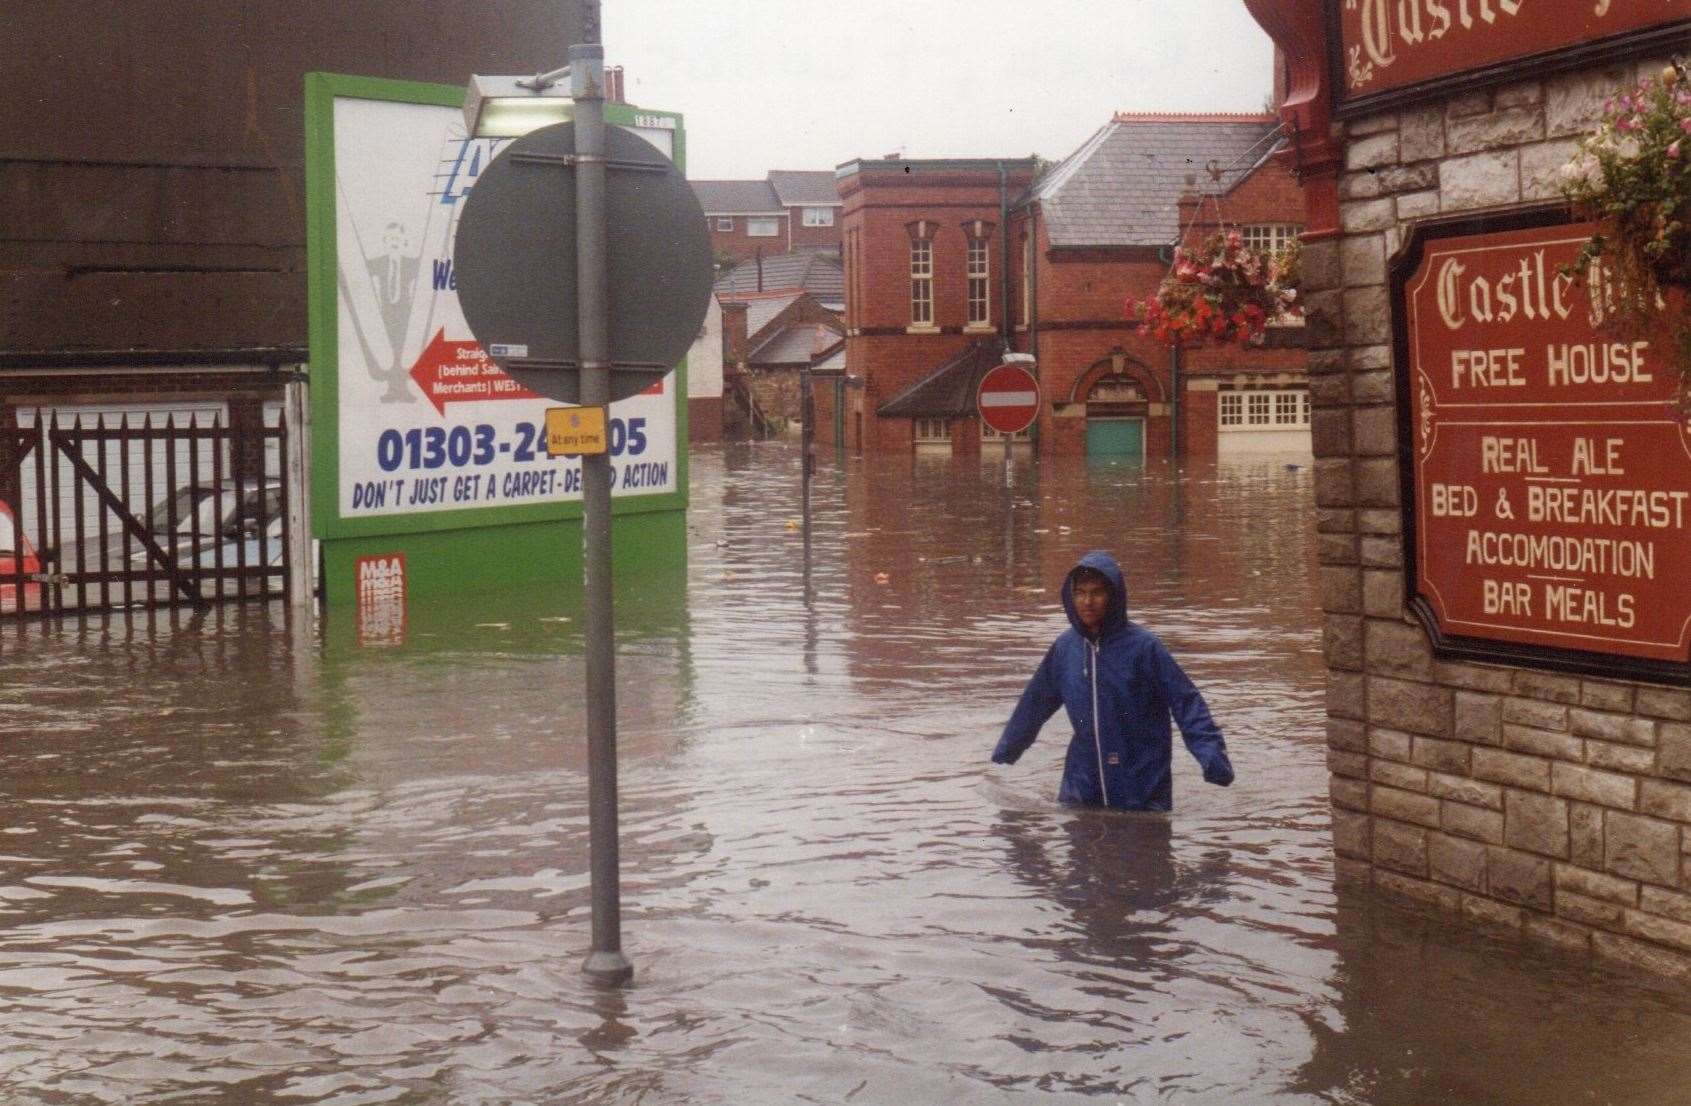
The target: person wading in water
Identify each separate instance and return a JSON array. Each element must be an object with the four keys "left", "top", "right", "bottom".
[{"left": 992, "top": 550, "right": 1234, "bottom": 811}]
